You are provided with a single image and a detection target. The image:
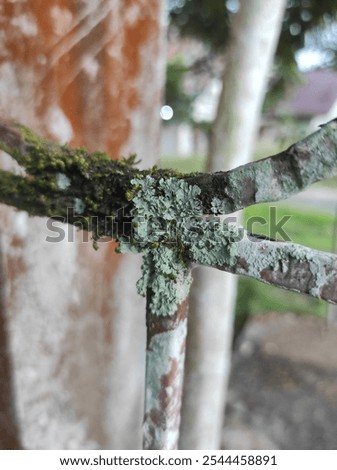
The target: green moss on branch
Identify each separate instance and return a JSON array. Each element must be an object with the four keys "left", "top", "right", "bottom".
[{"left": 0, "top": 121, "right": 187, "bottom": 241}]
